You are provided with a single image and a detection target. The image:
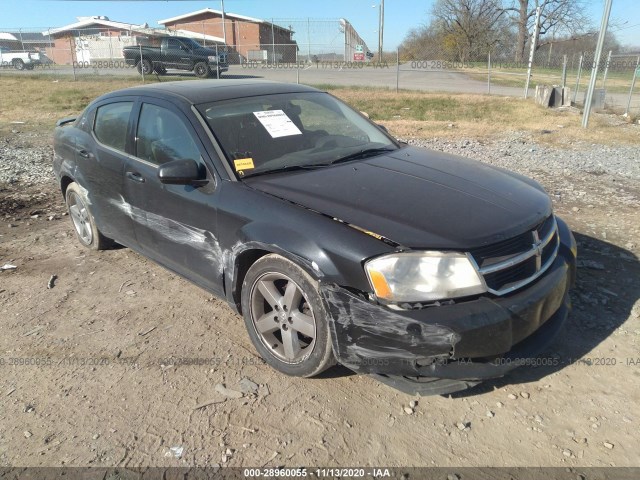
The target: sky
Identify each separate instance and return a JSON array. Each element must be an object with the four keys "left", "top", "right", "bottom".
[{"left": 0, "top": 0, "right": 638, "bottom": 49}]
